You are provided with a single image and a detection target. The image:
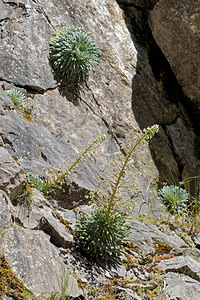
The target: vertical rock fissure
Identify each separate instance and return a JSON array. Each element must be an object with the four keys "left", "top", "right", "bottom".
[{"left": 119, "top": 3, "right": 199, "bottom": 182}]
